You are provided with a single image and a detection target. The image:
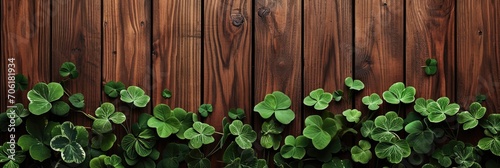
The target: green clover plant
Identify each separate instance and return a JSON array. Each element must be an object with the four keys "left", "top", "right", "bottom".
[
  {"left": 303, "top": 88, "right": 333, "bottom": 110},
  {"left": 382, "top": 82, "right": 416, "bottom": 104},
  {"left": 254, "top": 91, "right": 295, "bottom": 124},
  {"left": 120, "top": 86, "right": 150, "bottom": 108},
  {"left": 345, "top": 77, "right": 365, "bottom": 91}
]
